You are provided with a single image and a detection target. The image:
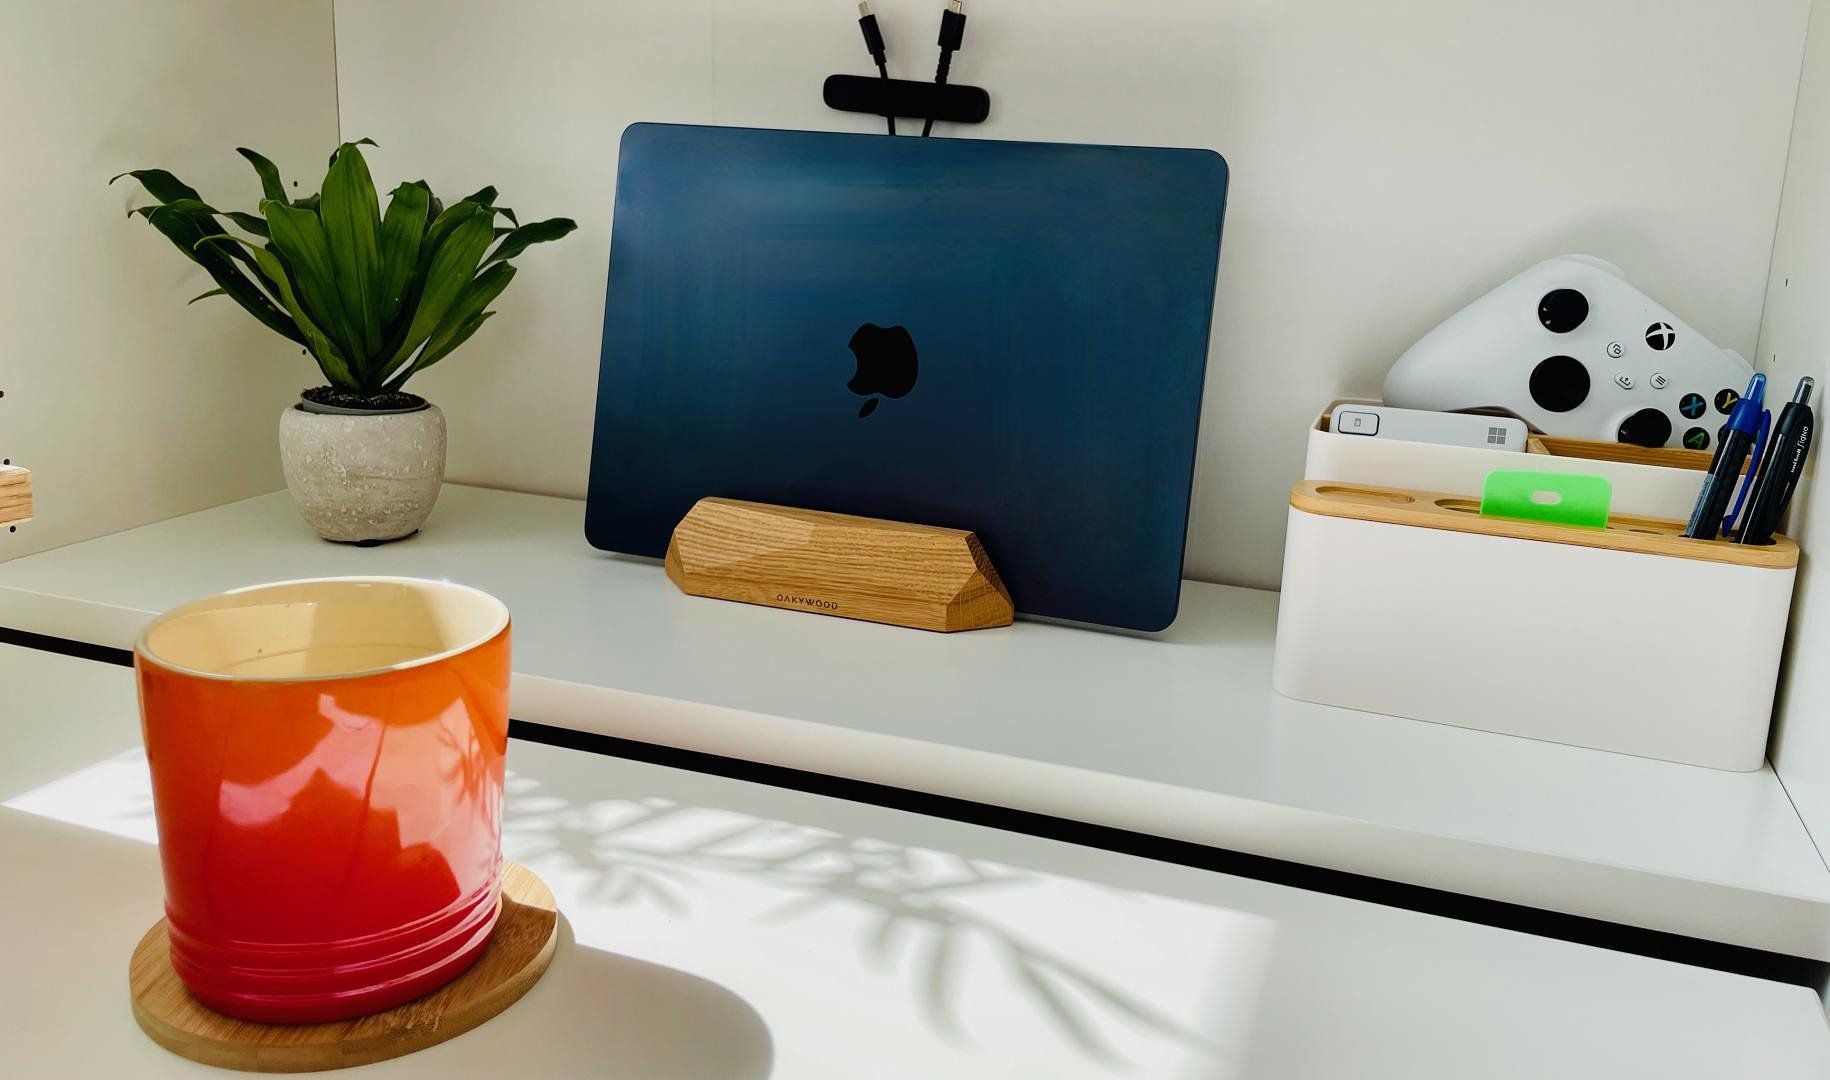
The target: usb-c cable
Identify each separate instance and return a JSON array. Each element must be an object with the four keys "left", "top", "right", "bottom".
[
  {"left": 858, "top": 2, "right": 895, "bottom": 135},
  {"left": 922, "top": 0, "right": 967, "bottom": 137}
]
